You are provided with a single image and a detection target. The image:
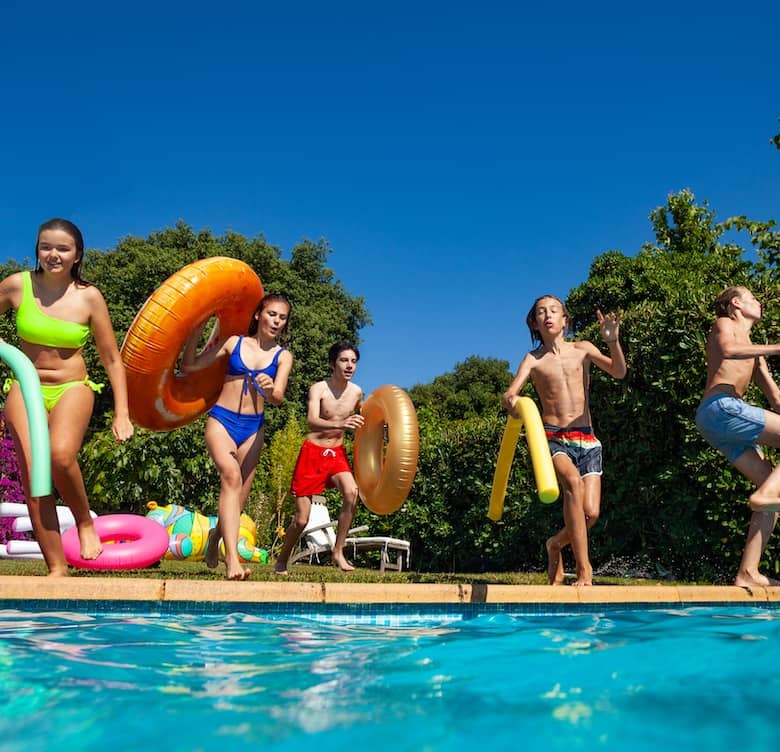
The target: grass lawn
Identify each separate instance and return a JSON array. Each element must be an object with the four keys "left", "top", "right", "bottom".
[{"left": 0, "top": 557, "right": 676, "bottom": 586}]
